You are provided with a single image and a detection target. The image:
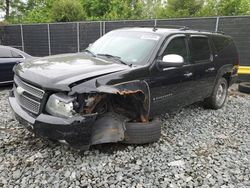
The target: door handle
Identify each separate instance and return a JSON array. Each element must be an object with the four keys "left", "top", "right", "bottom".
[
  {"left": 184, "top": 72, "right": 193, "bottom": 78},
  {"left": 205, "top": 67, "right": 215, "bottom": 72}
]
